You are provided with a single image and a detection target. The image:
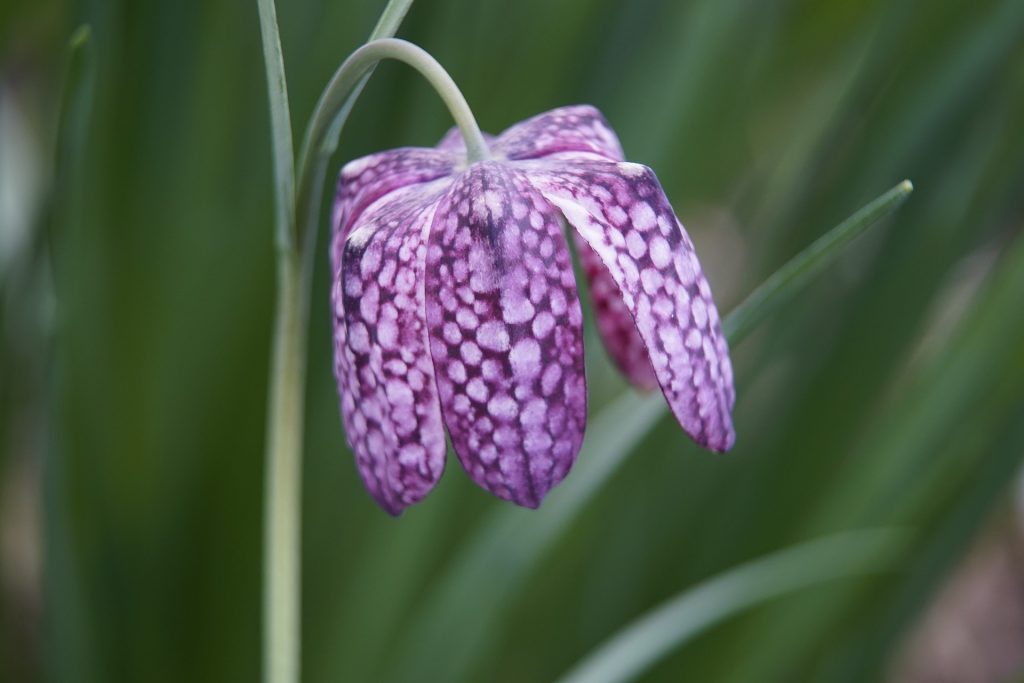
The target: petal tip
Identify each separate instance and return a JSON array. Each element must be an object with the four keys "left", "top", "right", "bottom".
[
  {"left": 708, "top": 427, "right": 736, "bottom": 454},
  {"left": 377, "top": 497, "right": 405, "bottom": 517}
]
